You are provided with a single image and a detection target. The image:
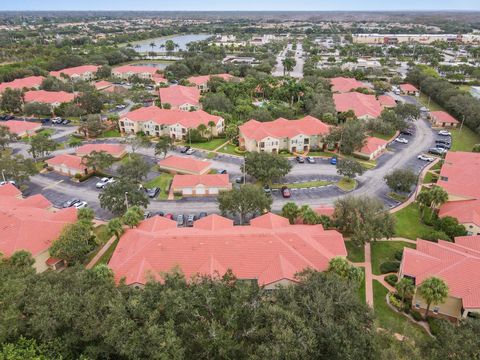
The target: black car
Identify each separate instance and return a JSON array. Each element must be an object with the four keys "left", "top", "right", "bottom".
[
  {"left": 235, "top": 176, "right": 244, "bottom": 184},
  {"left": 295, "top": 156, "right": 305, "bottom": 163},
  {"left": 41, "top": 118, "right": 50, "bottom": 124},
  {"left": 146, "top": 187, "right": 160, "bottom": 198},
  {"left": 0, "top": 115, "right": 7, "bottom": 121},
  {"left": 435, "top": 139, "right": 451, "bottom": 146},
  {"left": 180, "top": 146, "right": 190, "bottom": 153},
  {"left": 400, "top": 129, "right": 414, "bottom": 136},
  {"left": 198, "top": 212, "right": 208, "bottom": 219},
  {"left": 61, "top": 119, "right": 71, "bottom": 125},
  {"left": 217, "top": 169, "right": 227, "bottom": 174},
  {"left": 62, "top": 198, "right": 80, "bottom": 208},
  {"left": 155, "top": 211, "right": 165, "bottom": 217}
]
